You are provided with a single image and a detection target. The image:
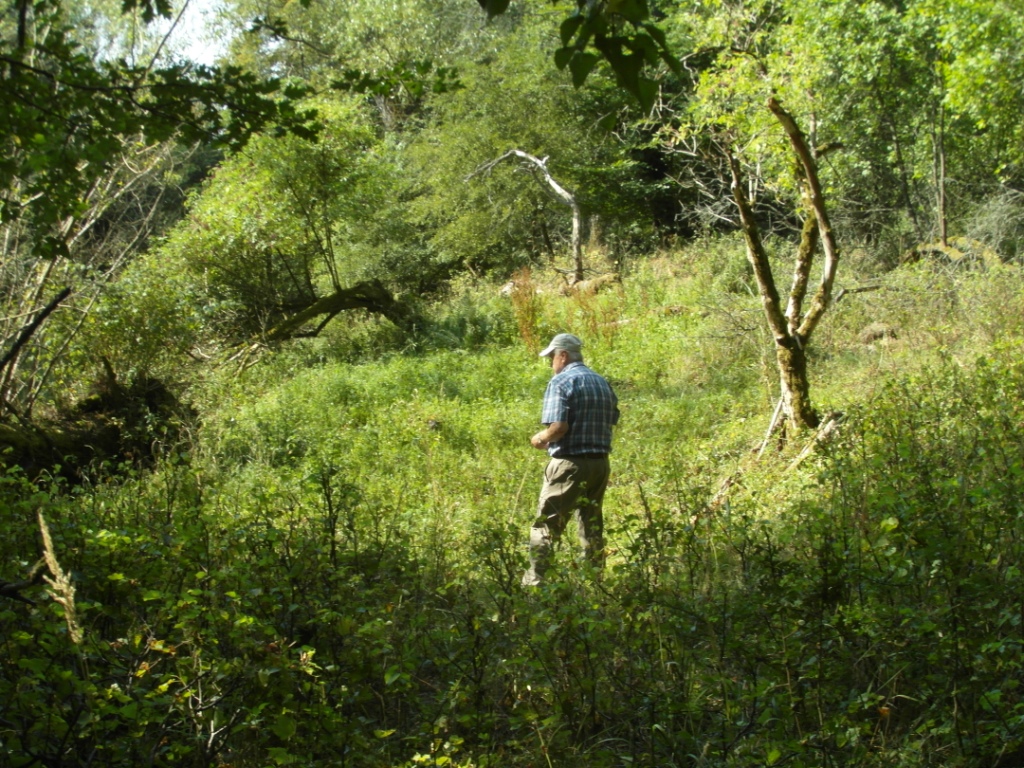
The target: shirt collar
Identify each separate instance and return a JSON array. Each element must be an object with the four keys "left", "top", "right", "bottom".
[{"left": 556, "top": 361, "right": 585, "bottom": 377}]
